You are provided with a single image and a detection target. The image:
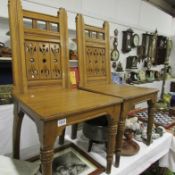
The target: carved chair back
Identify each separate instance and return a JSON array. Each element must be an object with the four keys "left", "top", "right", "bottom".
[
  {"left": 76, "top": 14, "right": 111, "bottom": 87},
  {"left": 8, "top": 0, "right": 69, "bottom": 93}
]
